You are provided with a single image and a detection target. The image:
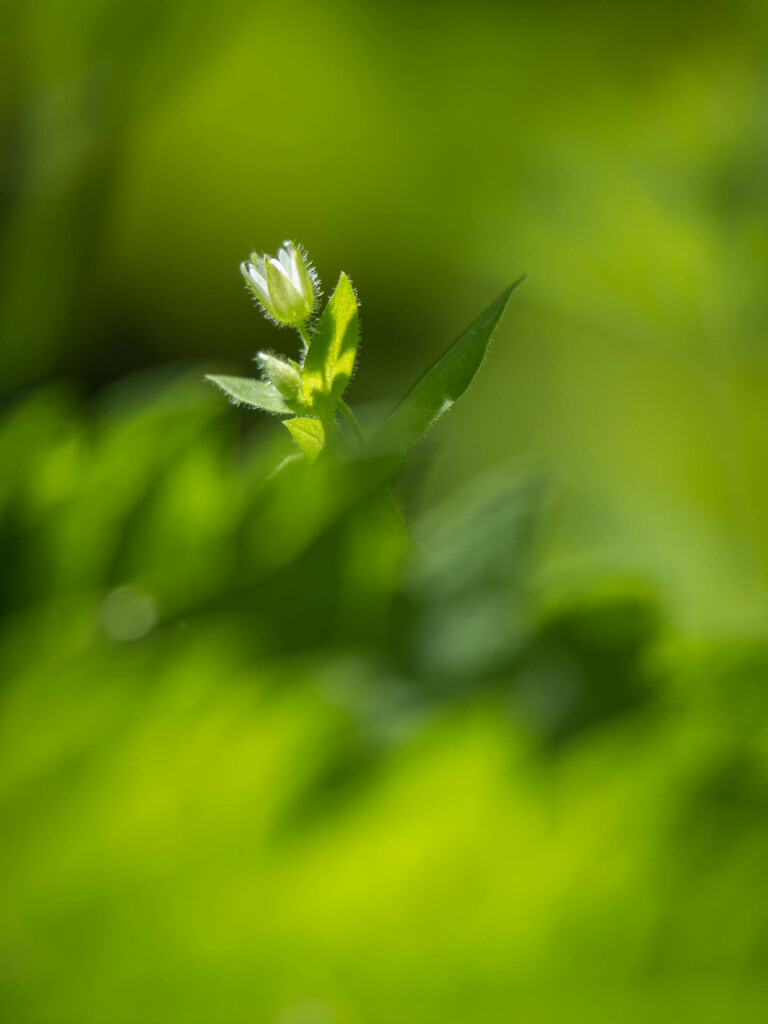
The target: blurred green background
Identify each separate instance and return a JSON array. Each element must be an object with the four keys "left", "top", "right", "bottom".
[{"left": 3, "top": 0, "right": 768, "bottom": 1020}]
